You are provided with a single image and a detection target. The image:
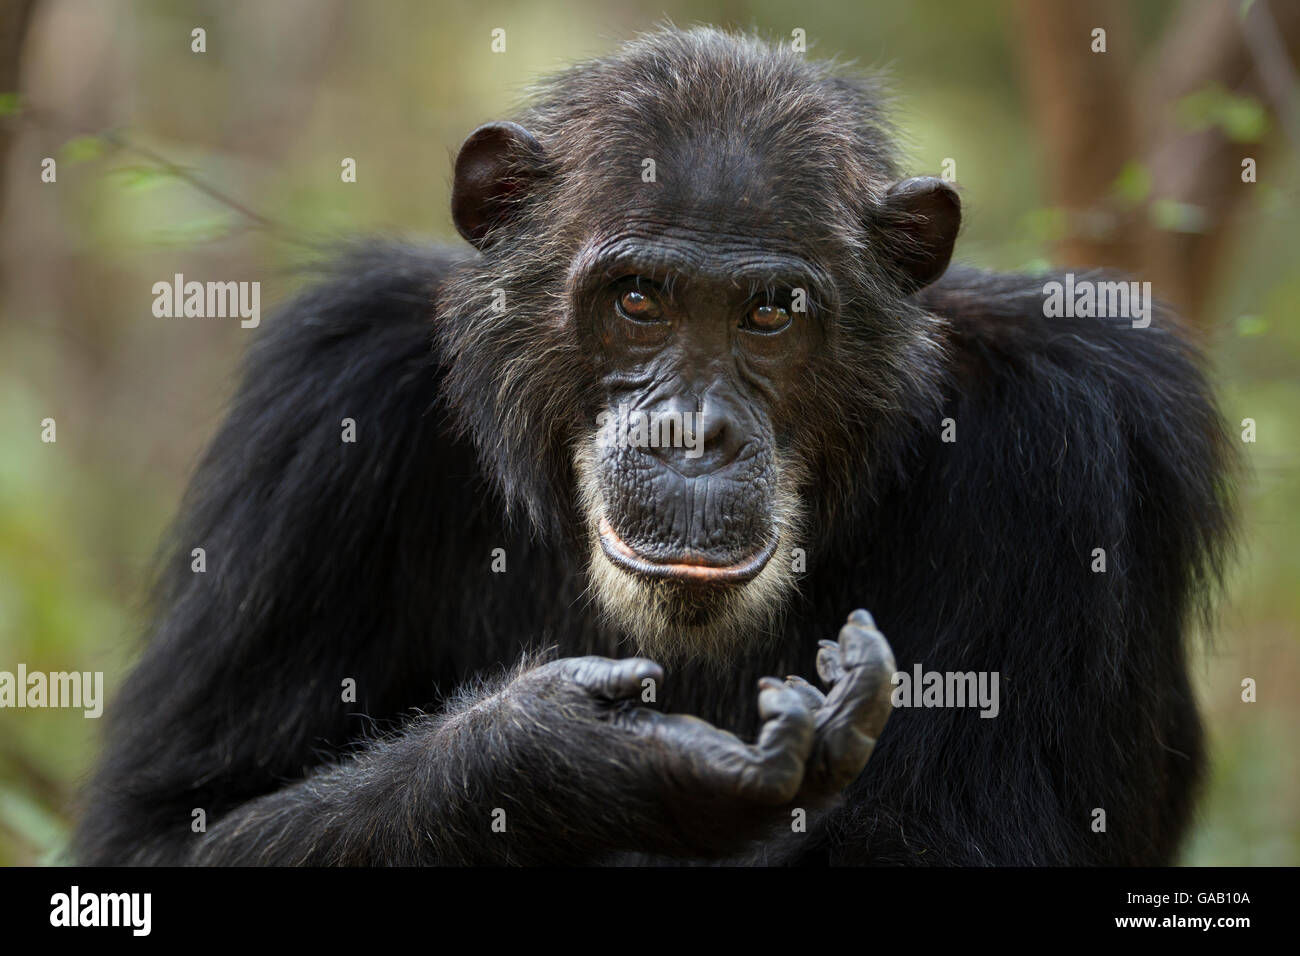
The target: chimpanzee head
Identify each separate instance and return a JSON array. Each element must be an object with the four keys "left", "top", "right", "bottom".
[{"left": 437, "top": 28, "right": 959, "bottom": 660}]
